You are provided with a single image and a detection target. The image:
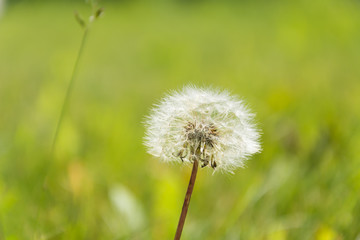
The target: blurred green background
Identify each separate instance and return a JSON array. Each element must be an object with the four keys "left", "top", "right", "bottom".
[{"left": 1, "top": 0, "right": 360, "bottom": 239}]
